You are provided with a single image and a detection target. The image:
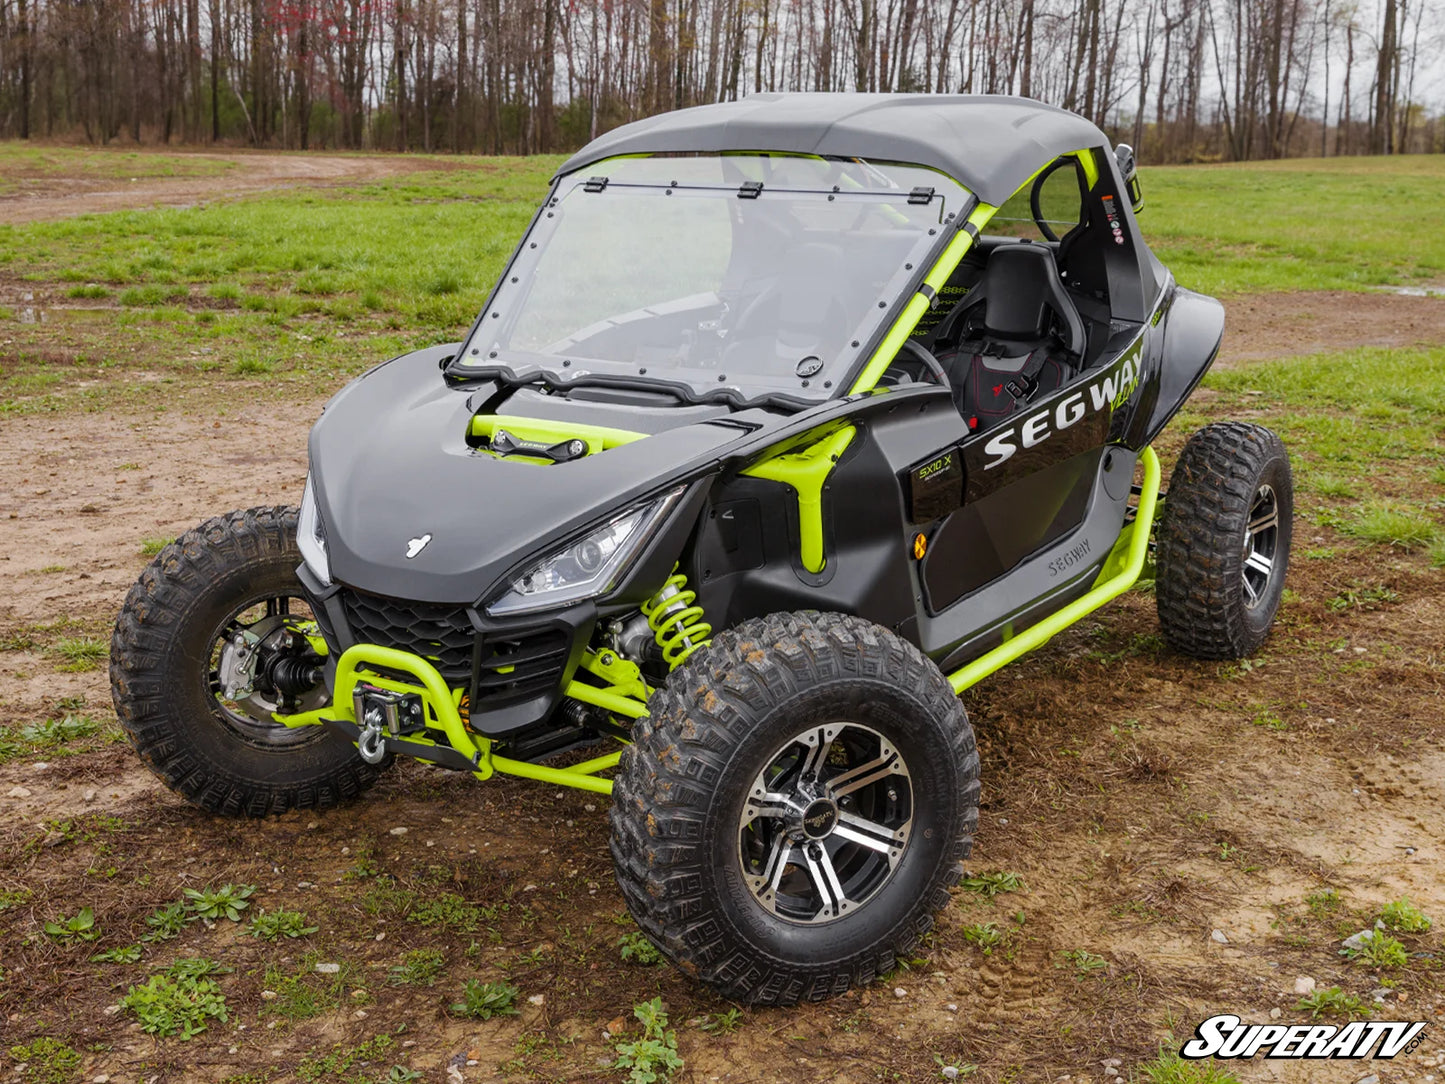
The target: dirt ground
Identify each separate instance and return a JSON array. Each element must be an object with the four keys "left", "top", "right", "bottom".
[
  {"left": 0, "top": 157, "right": 1442, "bottom": 1084},
  {"left": 0, "top": 149, "right": 471, "bottom": 224}
]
